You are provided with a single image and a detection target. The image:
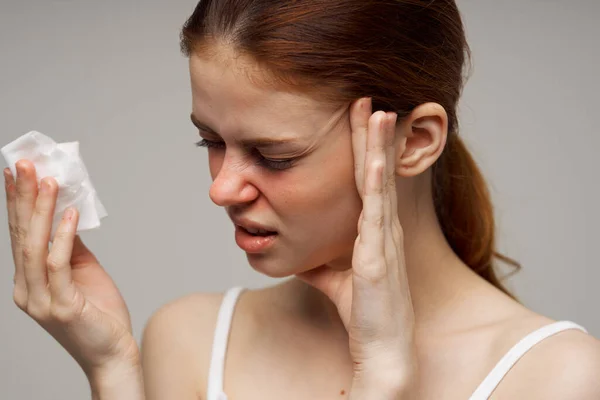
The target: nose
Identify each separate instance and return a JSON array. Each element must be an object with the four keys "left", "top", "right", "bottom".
[{"left": 209, "top": 156, "right": 259, "bottom": 207}]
